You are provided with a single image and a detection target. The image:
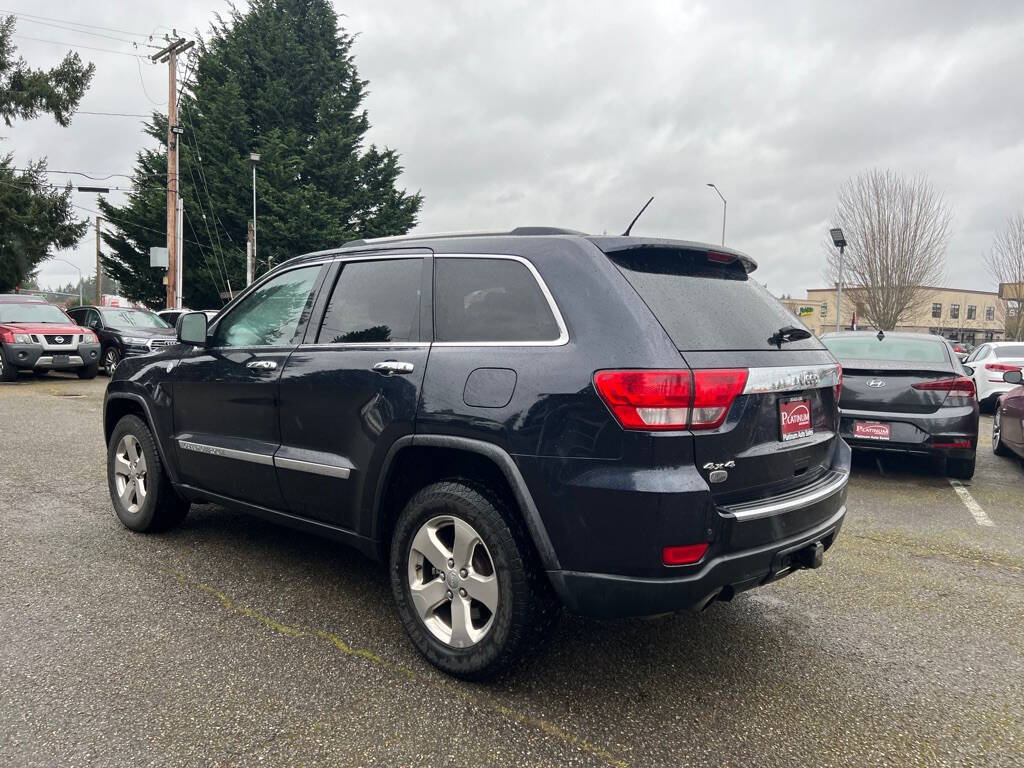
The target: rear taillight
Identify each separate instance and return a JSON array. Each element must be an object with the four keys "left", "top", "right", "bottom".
[
  {"left": 985, "top": 363, "right": 1022, "bottom": 372},
  {"left": 593, "top": 368, "right": 747, "bottom": 431},
  {"left": 593, "top": 370, "right": 692, "bottom": 430},
  {"left": 663, "top": 542, "right": 709, "bottom": 565},
  {"left": 912, "top": 376, "right": 975, "bottom": 401},
  {"left": 691, "top": 369, "right": 749, "bottom": 428},
  {"left": 835, "top": 362, "right": 843, "bottom": 401}
]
